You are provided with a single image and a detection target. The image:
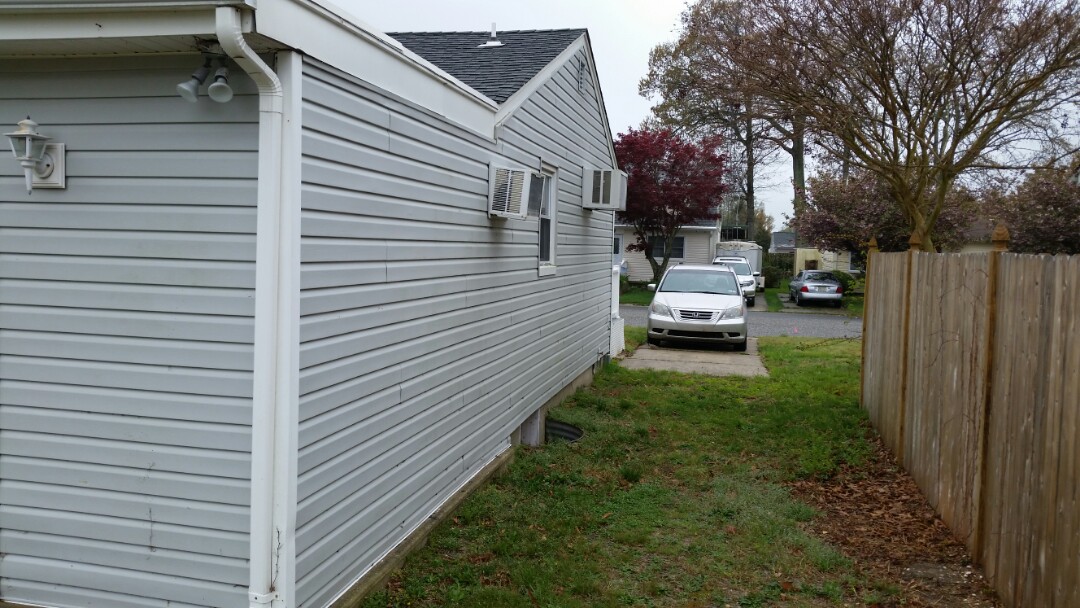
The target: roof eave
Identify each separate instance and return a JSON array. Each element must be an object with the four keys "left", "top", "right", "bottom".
[
  {"left": 0, "top": 4, "right": 238, "bottom": 55},
  {"left": 493, "top": 30, "right": 619, "bottom": 169},
  {"left": 494, "top": 32, "right": 585, "bottom": 127},
  {"left": 0, "top": 0, "right": 500, "bottom": 139},
  {"left": 259, "top": 0, "right": 499, "bottom": 118},
  {"left": 615, "top": 224, "right": 719, "bottom": 233}
]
